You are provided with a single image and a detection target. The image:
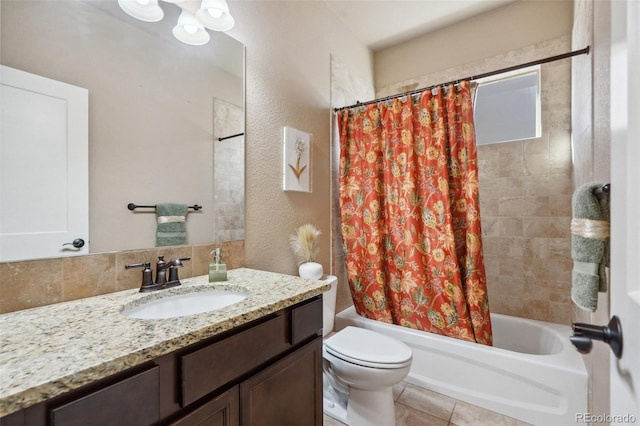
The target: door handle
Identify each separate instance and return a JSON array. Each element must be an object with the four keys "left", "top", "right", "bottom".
[
  {"left": 63, "top": 238, "right": 85, "bottom": 249},
  {"left": 570, "top": 316, "right": 623, "bottom": 359}
]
